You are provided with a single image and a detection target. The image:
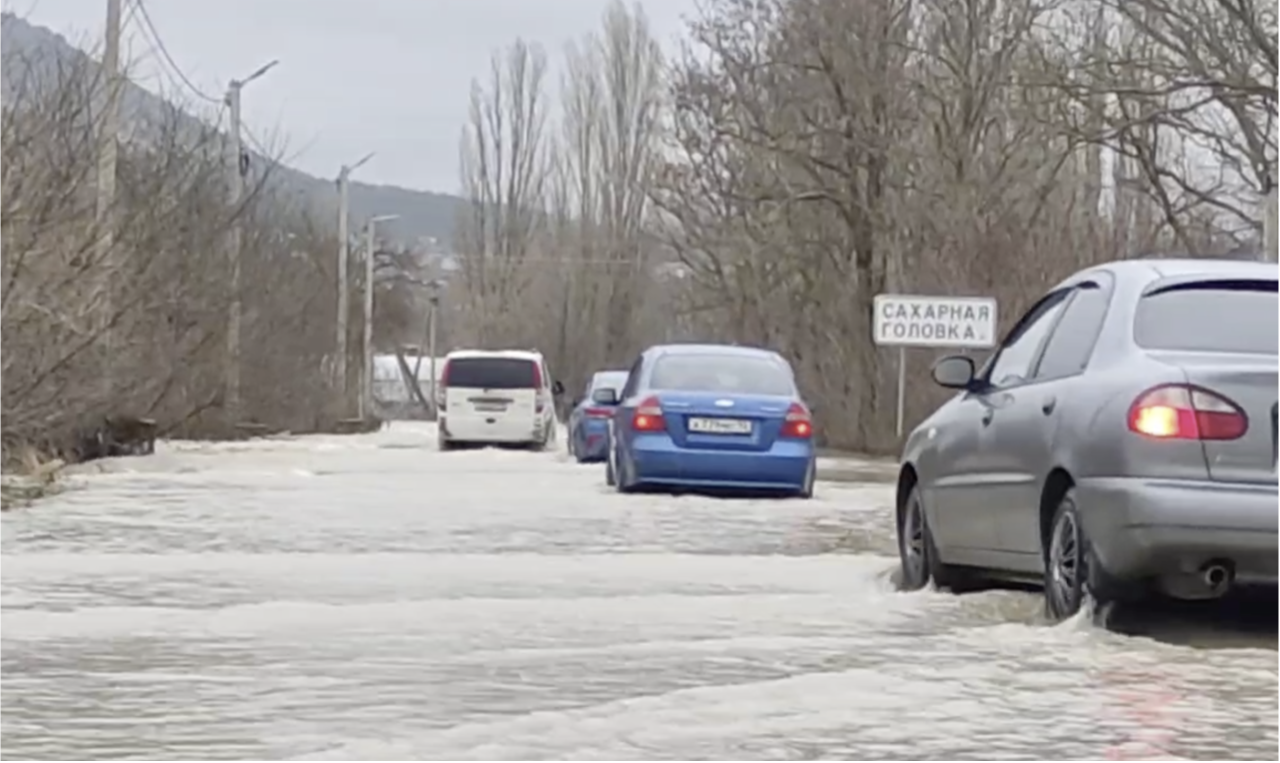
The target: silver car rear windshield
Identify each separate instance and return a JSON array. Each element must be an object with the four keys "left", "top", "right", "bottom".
[
  {"left": 1134, "top": 279, "right": 1278, "bottom": 355},
  {"left": 650, "top": 354, "right": 795, "bottom": 395}
]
